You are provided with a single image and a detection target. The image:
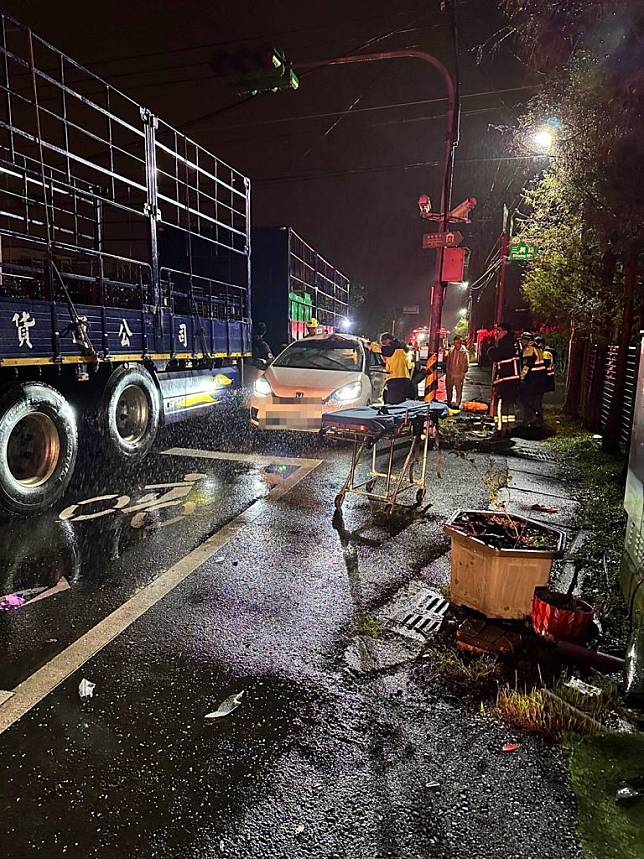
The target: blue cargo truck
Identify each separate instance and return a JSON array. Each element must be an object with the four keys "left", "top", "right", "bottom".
[
  {"left": 251, "top": 226, "right": 350, "bottom": 356},
  {"left": 0, "top": 15, "right": 251, "bottom": 515}
]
